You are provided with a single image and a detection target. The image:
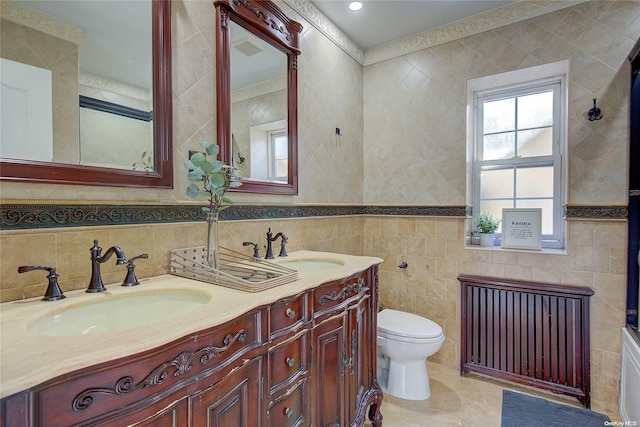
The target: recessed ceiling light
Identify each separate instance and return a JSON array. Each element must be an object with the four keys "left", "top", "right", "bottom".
[{"left": 349, "top": 1, "right": 363, "bottom": 11}]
